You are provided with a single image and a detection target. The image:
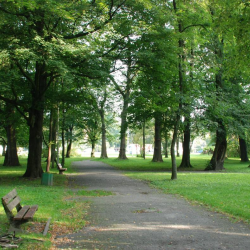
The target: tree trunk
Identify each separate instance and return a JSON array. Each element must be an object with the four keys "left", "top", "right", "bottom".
[
  {"left": 23, "top": 108, "right": 44, "bottom": 178},
  {"left": 171, "top": 115, "right": 180, "bottom": 180},
  {"left": 61, "top": 110, "right": 65, "bottom": 168},
  {"left": 66, "top": 139, "right": 72, "bottom": 158},
  {"left": 91, "top": 141, "right": 96, "bottom": 158},
  {"left": 164, "top": 131, "right": 169, "bottom": 158},
  {"left": 172, "top": 0, "right": 184, "bottom": 179},
  {"left": 179, "top": 117, "right": 193, "bottom": 168},
  {"left": 205, "top": 10, "right": 226, "bottom": 171},
  {"left": 46, "top": 143, "right": 51, "bottom": 172},
  {"left": 176, "top": 135, "right": 180, "bottom": 157},
  {"left": 239, "top": 137, "right": 249, "bottom": 162},
  {"left": 51, "top": 107, "right": 58, "bottom": 169},
  {"left": 205, "top": 121, "right": 227, "bottom": 171},
  {"left": 142, "top": 121, "right": 146, "bottom": 159},
  {"left": 3, "top": 125, "right": 20, "bottom": 166},
  {"left": 66, "top": 126, "right": 73, "bottom": 158},
  {"left": 100, "top": 110, "right": 108, "bottom": 158},
  {"left": 46, "top": 110, "right": 53, "bottom": 172},
  {"left": 118, "top": 96, "right": 129, "bottom": 160},
  {"left": 23, "top": 62, "right": 48, "bottom": 178},
  {"left": 152, "top": 114, "right": 163, "bottom": 162}
]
